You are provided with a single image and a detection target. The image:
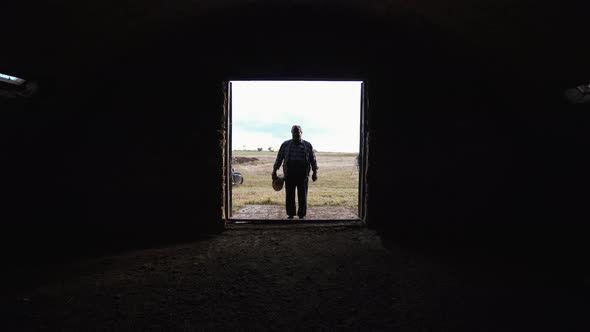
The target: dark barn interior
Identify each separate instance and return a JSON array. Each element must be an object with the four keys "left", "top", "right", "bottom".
[{"left": 2, "top": 1, "right": 588, "bottom": 330}]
